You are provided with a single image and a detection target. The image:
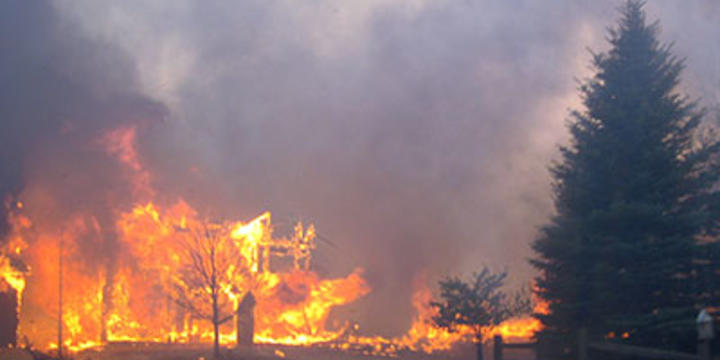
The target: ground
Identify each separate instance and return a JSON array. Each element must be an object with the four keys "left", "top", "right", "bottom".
[{"left": 1, "top": 342, "right": 535, "bottom": 360}]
